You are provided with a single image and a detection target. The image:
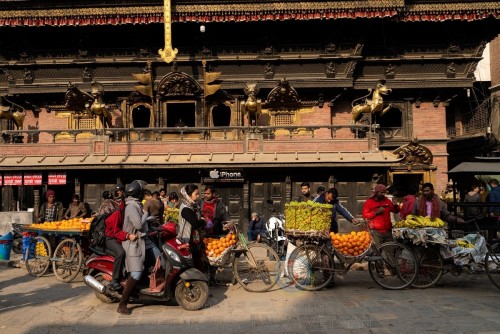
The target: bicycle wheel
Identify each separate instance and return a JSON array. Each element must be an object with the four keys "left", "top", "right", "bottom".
[
  {"left": 25, "top": 236, "right": 52, "bottom": 277},
  {"left": 232, "top": 243, "right": 281, "bottom": 292},
  {"left": 411, "top": 244, "right": 444, "bottom": 288},
  {"left": 287, "top": 244, "right": 334, "bottom": 291},
  {"left": 368, "top": 241, "right": 417, "bottom": 290},
  {"left": 52, "top": 238, "right": 83, "bottom": 282},
  {"left": 485, "top": 242, "right": 500, "bottom": 289}
]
